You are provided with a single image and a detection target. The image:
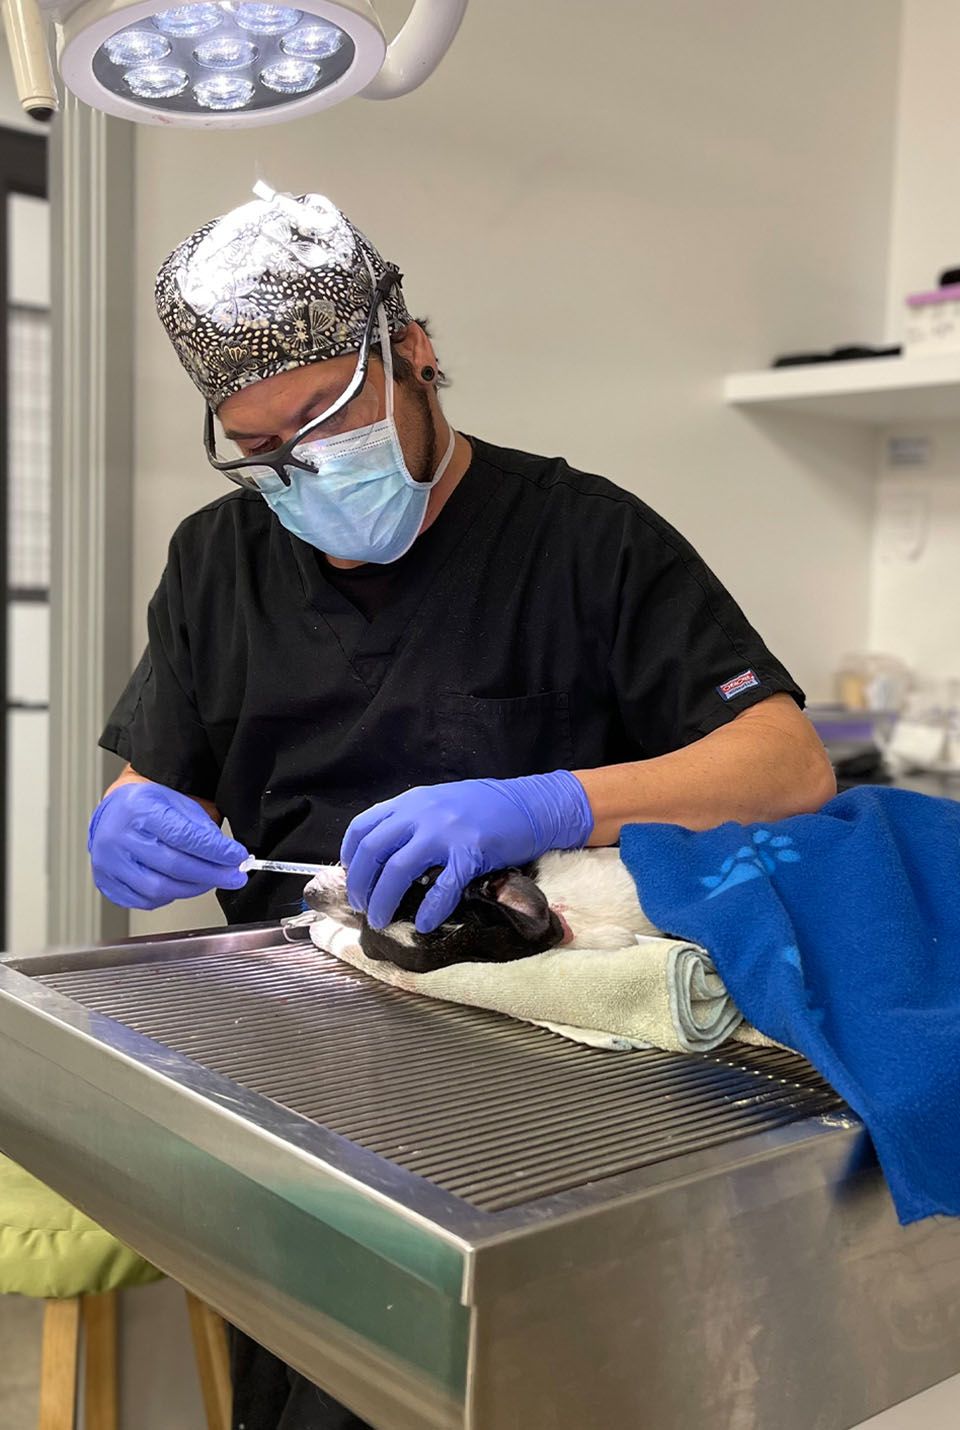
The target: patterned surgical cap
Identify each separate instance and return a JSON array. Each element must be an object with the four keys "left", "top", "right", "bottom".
[{"left": 155, "top": 186, "right": 413, "bottom": 410}]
